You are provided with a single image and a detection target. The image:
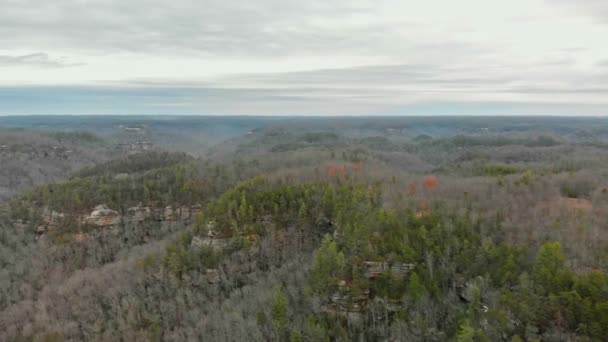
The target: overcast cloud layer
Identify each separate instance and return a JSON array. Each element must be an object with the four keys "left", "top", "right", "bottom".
[{"left": 2, "top": 0, "right": 608, "bottom": 115}]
